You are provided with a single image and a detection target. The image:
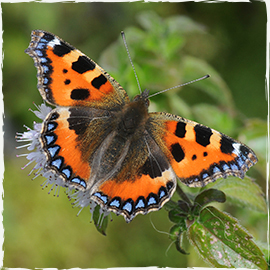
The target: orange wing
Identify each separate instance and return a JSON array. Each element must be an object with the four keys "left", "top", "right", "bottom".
[
  {"left": 25, "top": 30, "right": 129, "bottom": 110},
  {"left": 147, "top": 112, "right": 258, "bottom": 187}
]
